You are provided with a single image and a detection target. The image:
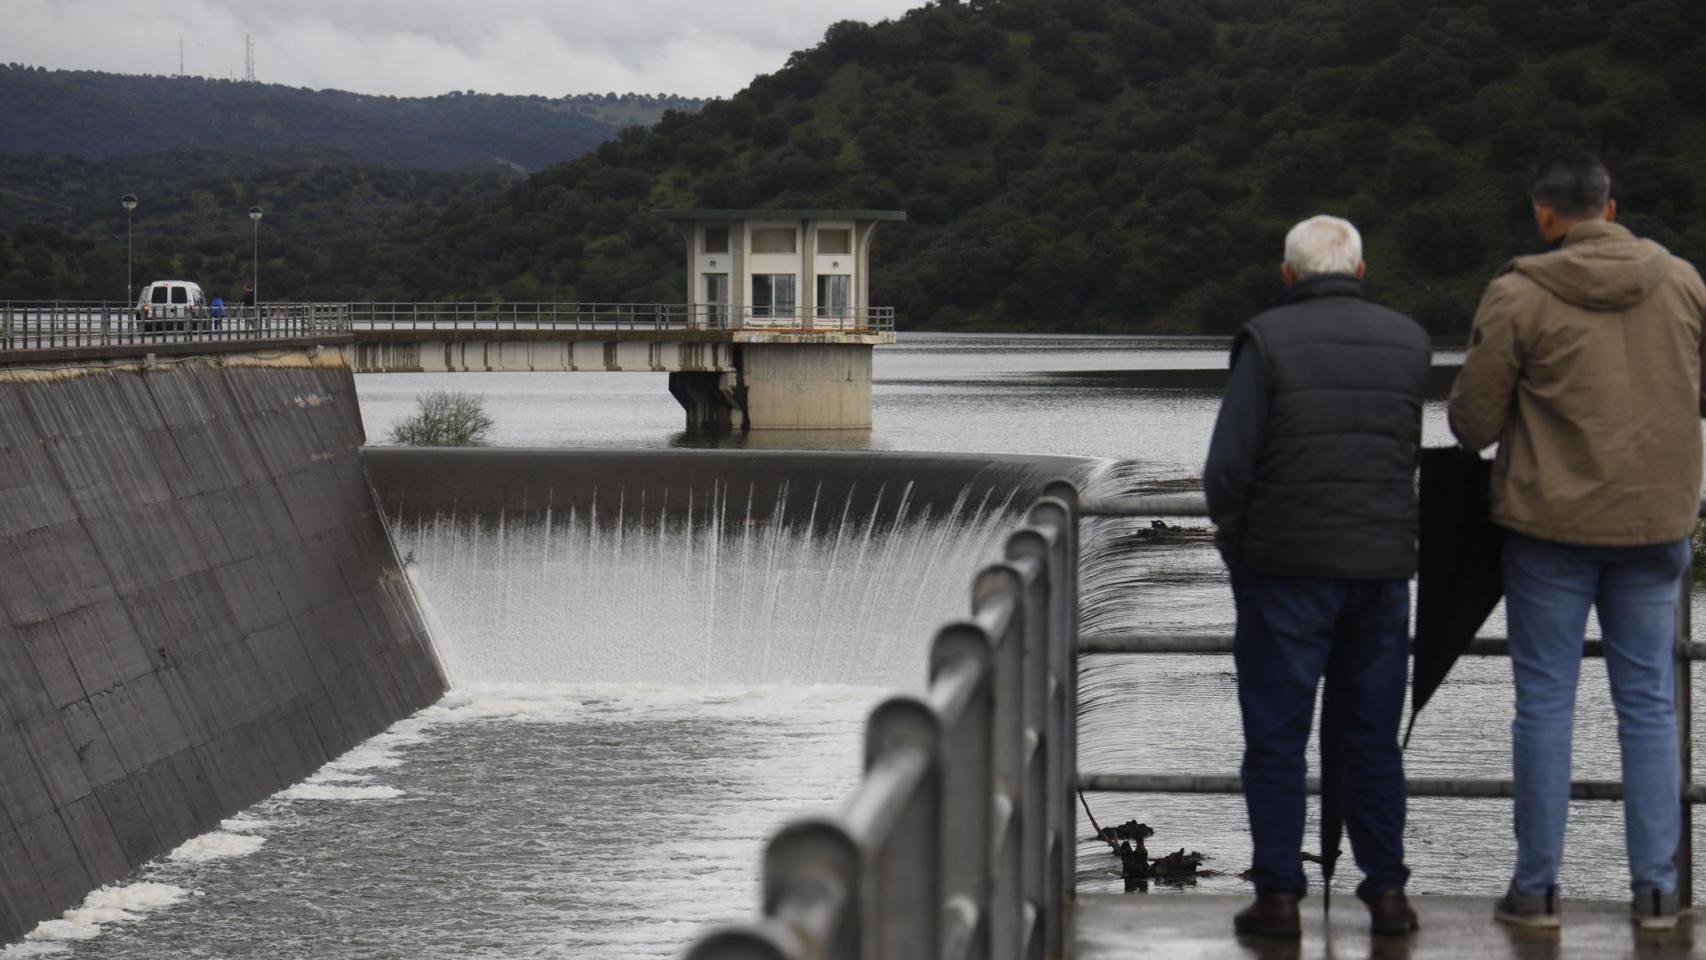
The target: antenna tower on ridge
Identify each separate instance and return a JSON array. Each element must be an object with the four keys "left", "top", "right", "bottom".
[{"left": 244, "top": 35, "right": 256, "bottom": 82}]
